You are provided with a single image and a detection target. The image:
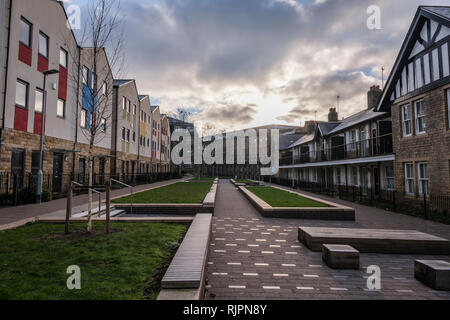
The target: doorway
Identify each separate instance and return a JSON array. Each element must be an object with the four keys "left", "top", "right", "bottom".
[{"left": 52, "top": 153, "right": 64, "bottom": 192}]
